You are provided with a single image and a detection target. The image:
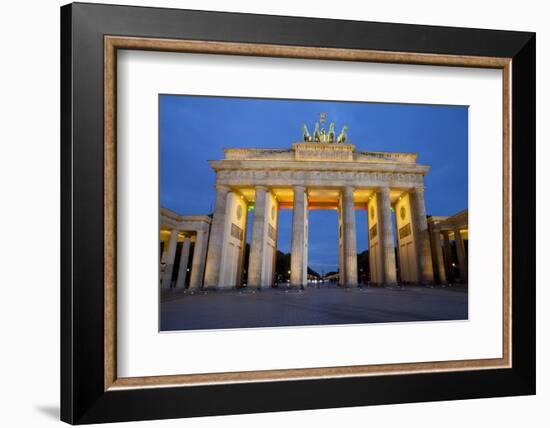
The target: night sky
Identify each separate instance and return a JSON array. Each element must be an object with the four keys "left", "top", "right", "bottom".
[{"left": 160, "top": 95, "right": 468, "bottom": 274}]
